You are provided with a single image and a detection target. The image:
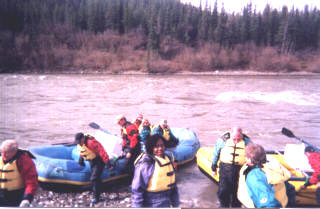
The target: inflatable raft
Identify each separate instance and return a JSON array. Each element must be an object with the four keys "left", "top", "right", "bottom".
[
  {"left": 196, "top": 146, "right": 318, "bottom": 206},
  {"left": 30, "top": 128, "right": 200, "bottom": 188}
]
